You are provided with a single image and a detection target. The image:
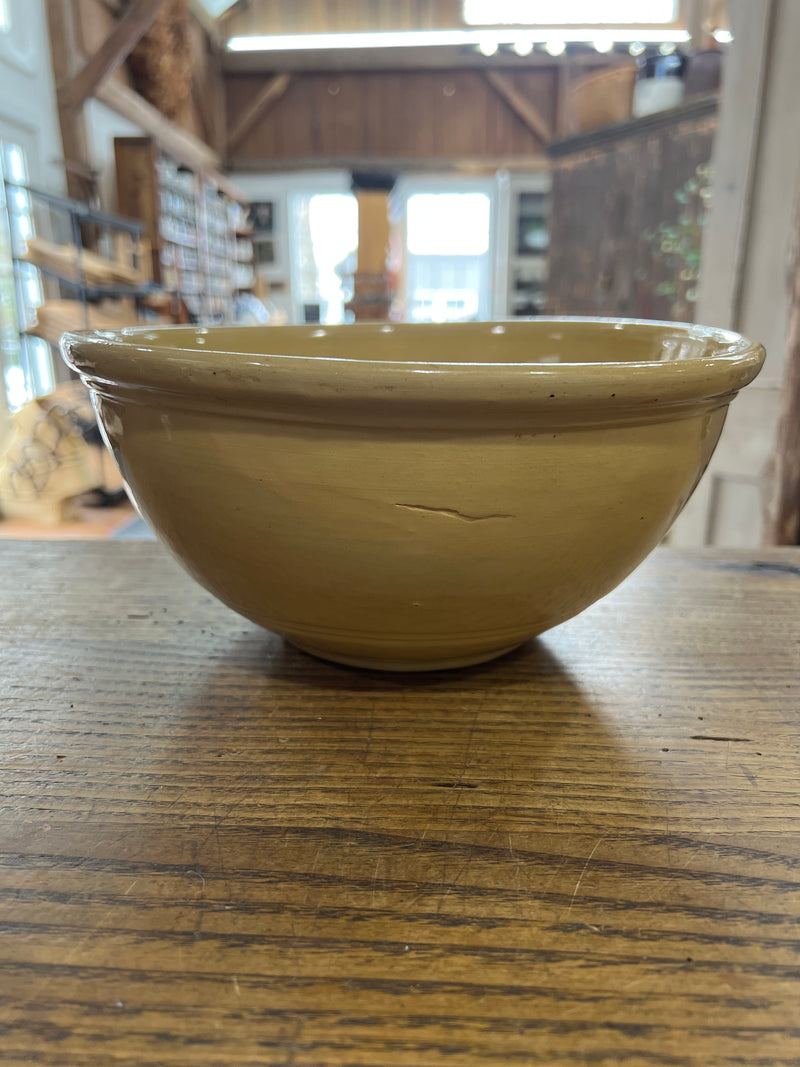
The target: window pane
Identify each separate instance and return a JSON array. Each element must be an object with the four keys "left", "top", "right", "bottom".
[
  {"left": 463, "top": 0, "right": 676, "bottom": 24},
  {"left": 407, "top": 193, "right": 491, "bottom": 257},
  {"left": 290, "top": 192, "right": 358, "bottom": 325},
  {"left": 1, "top": 141, "right": 52, "bottom": 410}
]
